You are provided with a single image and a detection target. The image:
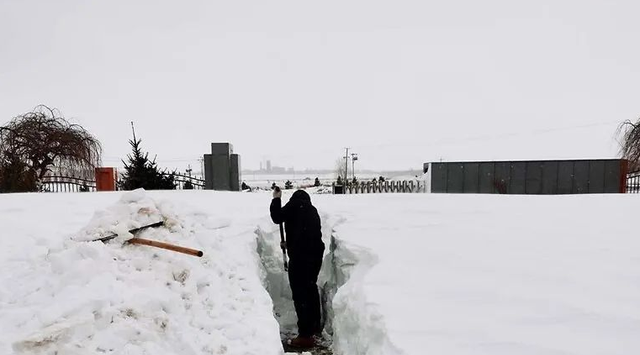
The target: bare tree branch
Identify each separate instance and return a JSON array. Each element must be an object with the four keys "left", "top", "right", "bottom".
[
  {"left": 0, "top": 105, "right": 102, "bottom": 191},
  {"left": 617, "top": 118, "right": 640, "bottom": 171}
]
